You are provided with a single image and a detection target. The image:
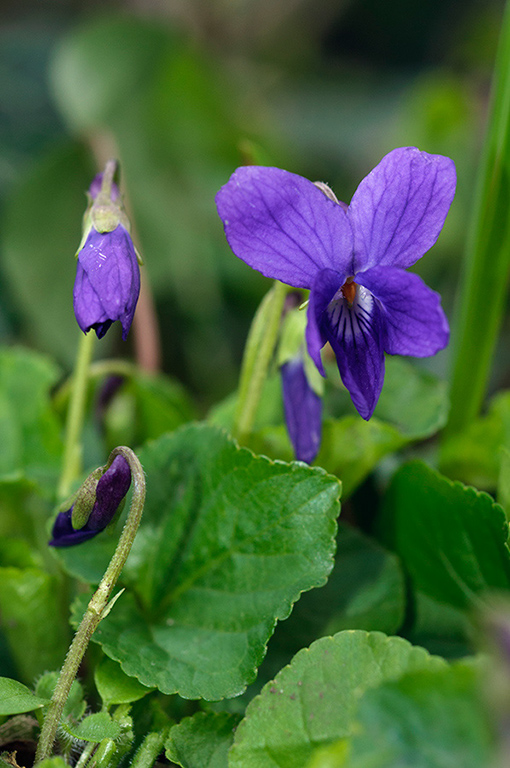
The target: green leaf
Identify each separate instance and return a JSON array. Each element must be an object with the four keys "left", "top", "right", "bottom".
[
  {"left": 0, "top": 348, "right": 63, "bottom": 491},
  {"left": 341, "top": 661, "right": 494, "bottom": 767},
  {"left": 64, "top": 712, "right": 121, "bottom": 742},
  {"left": 101, "top": 370, "right": 196, "bottom": 450},
  {"left": 229, "top": 630, "right": 445, "bottom": 768},
  {"left": 0, "top": 678, "right": 48, "bottom": 715},
  {"left": 380, "top": 461, "right": 510, "bottom": 609},
  {"left": 440, "top": 390, "right": 510, "bottom": 489},
  {"left": 0, "top": 567, "right": 69, "bottom": 683},
  {"left": 32, "top": 759, "right": 68, "bottom": 768},
  {"left": 316, "top": 417, "right": 405, "bottom": 498},
  {"left": 255, "top": 524, "right": 405, "bottom": 686},
  {"left": 71, "top": 424, "right": 340, "bottom": 700},
  {"left": 95, "top": 656, "right": 154, "bottom": 706},
  {"left": 498, "top": 445, "right": 510, "bottom": 519},
  {"left": 1, "top": 145, "right": 96, "bottom": 365},
  {"left": 372, "top": 358, "right": 449, "bottom": 439},
  {"left": 166, "top": 712, "right": 241, "bottom": 768}
]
